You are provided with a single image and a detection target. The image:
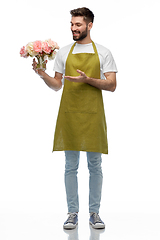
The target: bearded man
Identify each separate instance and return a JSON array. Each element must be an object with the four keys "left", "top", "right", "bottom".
[{"left": 33, "top": 7, "right": 117, "bottom": 230}]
